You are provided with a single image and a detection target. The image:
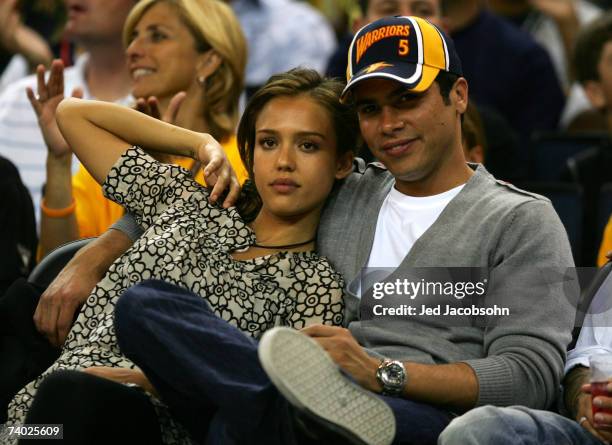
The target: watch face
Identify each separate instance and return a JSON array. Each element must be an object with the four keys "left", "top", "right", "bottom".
[
  {"left": 383, "top": 362, "right": 405, "bottom": 386},
  {"left": 385, "top": 363, "right": 404, "bottom": 386}
]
